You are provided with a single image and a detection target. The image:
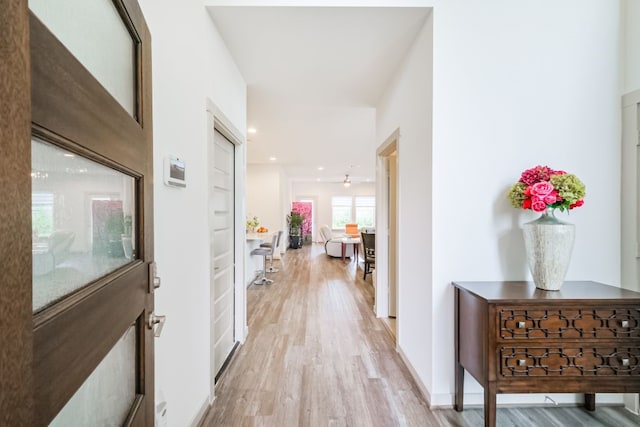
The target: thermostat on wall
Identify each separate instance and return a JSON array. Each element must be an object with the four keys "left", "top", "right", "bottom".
[{"left": 164, "top": 156, "right": 186, "bottom": 188}]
